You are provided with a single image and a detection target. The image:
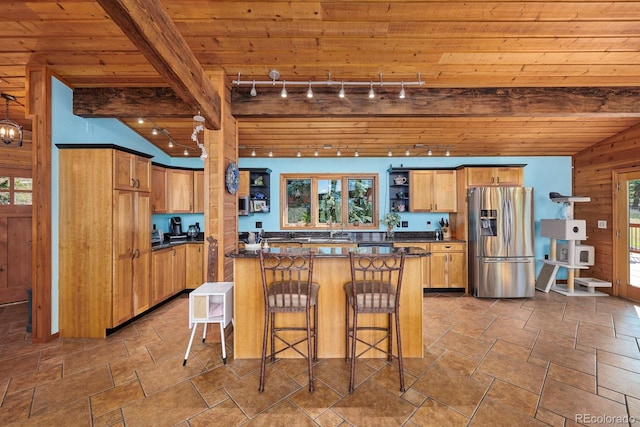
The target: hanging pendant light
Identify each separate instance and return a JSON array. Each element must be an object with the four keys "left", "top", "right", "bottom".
[{"left": 0, "top": 94, "right": 23, "bottom": 146}]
